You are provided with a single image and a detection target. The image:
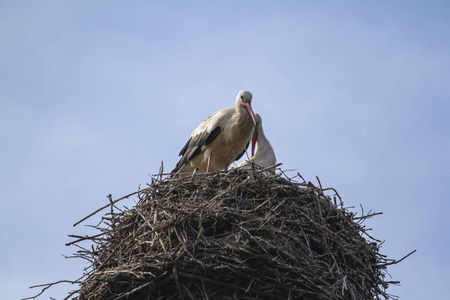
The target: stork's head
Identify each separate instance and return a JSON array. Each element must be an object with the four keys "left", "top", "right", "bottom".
[{"left": 236, "top": 90, "right": 256, "bottom": 125}]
